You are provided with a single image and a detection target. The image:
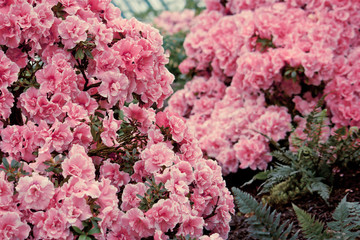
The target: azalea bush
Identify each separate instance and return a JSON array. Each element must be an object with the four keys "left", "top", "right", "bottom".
[
  {"left": 0, "top": 1, "right": 234, "bottom": 239},
  {"left": 167, "top": 0, "right": 360, "bottom": 174}
]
